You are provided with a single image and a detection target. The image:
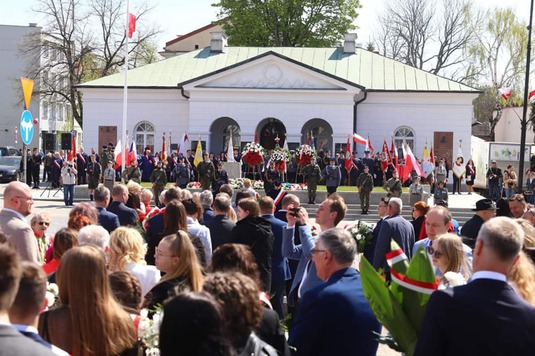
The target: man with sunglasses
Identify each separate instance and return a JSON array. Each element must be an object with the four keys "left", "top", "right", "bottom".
[
  {"left": 412, "top": 206, "right": 472, "bottom": 274},
  {"left": 415, "top": 217, "right": 535, "bottom": 356},
  {"left": 0, "top": 181, "right": 38, "bottom": 263}
]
